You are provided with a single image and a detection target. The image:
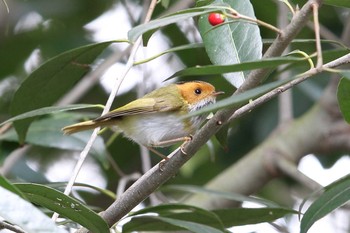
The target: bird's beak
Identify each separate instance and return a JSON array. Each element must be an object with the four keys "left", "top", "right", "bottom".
[{"left": 213, "top": 91, "right": 225, "bottom": 96}]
